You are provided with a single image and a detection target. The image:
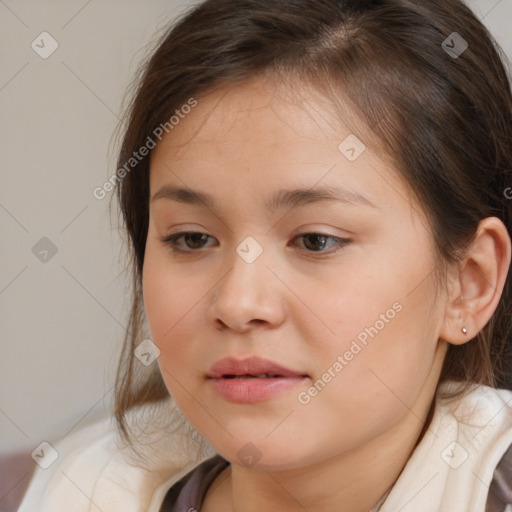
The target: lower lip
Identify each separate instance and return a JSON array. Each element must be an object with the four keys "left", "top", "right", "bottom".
[{"left": 209, "top": 376, "right": 306, "bottom": 403}]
